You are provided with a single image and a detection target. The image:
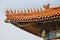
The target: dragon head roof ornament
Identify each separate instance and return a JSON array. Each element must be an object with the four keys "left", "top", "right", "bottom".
[{"left": 44, "top": 3, "right": 50, "bottom": 9}]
